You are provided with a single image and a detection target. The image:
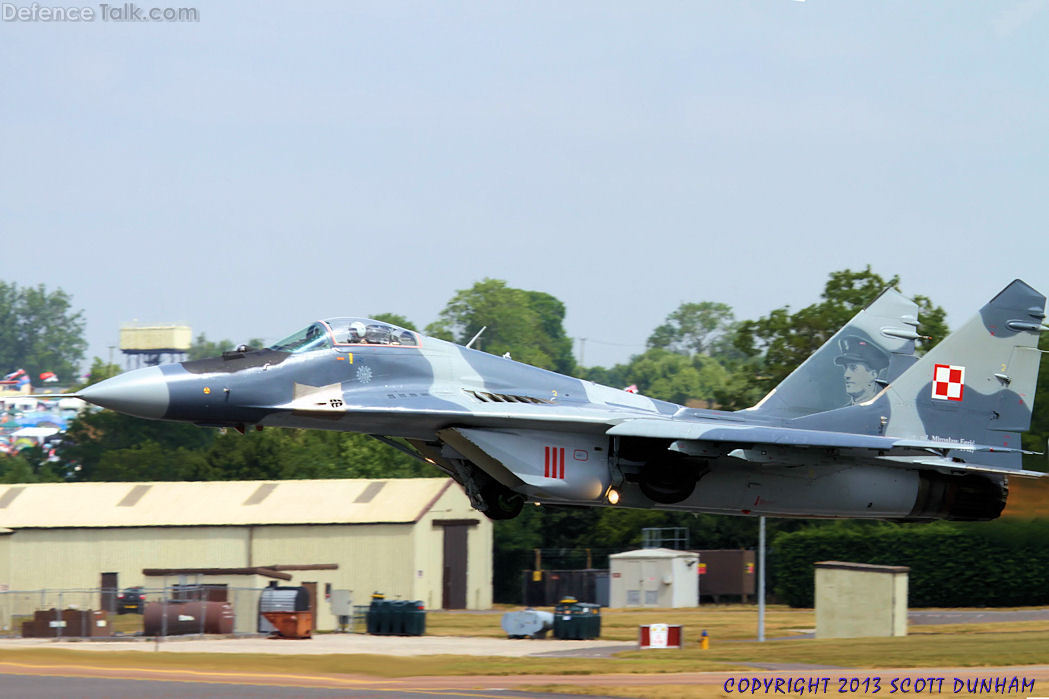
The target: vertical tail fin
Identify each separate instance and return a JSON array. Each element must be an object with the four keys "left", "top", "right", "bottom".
[
  {"left": 749, "top": 288, "right": 921, "bottom": 417},
  {"left": 883, "top": 279, "right": 1046, "bottom": 468}
]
